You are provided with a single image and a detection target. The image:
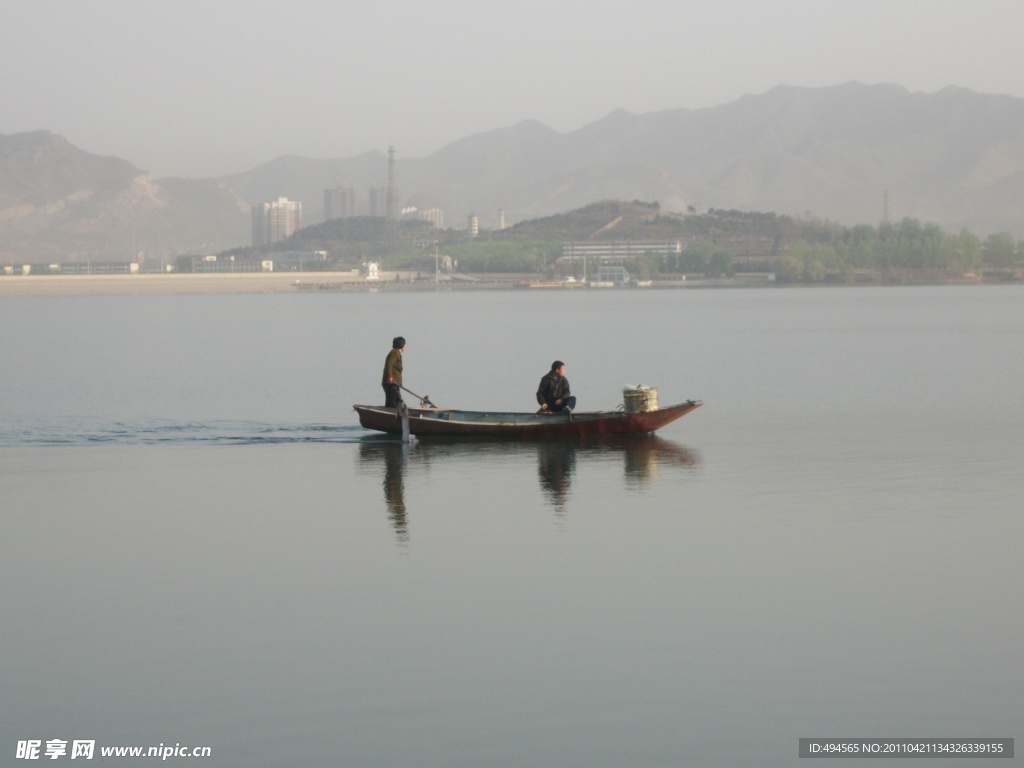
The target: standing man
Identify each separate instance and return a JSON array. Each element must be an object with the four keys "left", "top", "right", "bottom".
[
  {"left": 382, "top": 336, "right": 405, "bottom": 408},
  {"left": 537, "top": 360, "right": 576, "bottom": 413}
]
